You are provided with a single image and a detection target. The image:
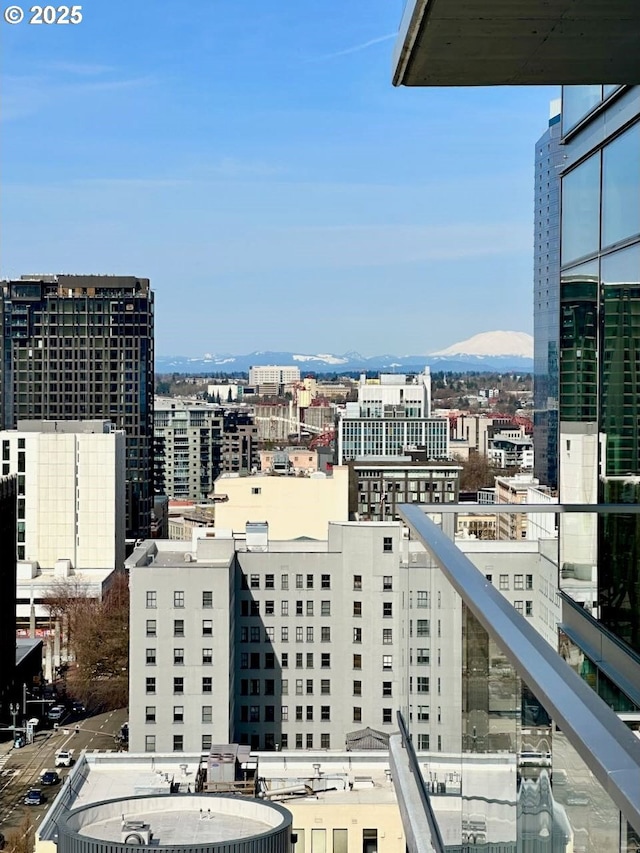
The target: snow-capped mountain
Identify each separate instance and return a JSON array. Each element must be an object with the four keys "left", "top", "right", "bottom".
[
  {"left": 156, "top": 334, "right": 533, "bottom": 375},
  {"left": 430, "top": 331, "right": 533, "bottom": 359}
]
